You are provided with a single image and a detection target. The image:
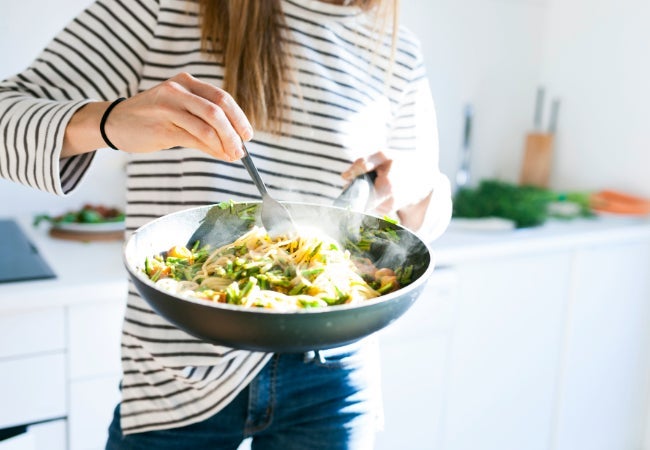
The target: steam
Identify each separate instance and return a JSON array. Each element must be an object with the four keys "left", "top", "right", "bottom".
[
  {"left": 282, "top": 203, "right": 428, "bottom": 281},
  {"left": 189, "top": 200, "right": 428, "bottom": 282}
]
